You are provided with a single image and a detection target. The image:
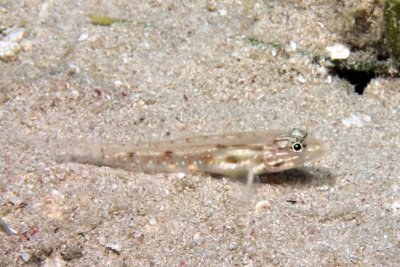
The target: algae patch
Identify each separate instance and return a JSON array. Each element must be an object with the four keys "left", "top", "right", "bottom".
[
  {"left": 384, "top": 0, "right": 400, "bottom": 69},
  {"left": 88, "top": 14, "right": 127, "bottom": 26}
]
